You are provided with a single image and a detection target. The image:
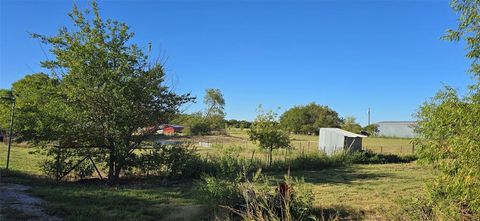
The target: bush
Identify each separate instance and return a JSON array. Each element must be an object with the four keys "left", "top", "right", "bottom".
[
  {"left": 133, "top": 143, "right": 204, "bottom": 178},
  {"left": 198, "top": 170, "right": 316, "bottom": 221},
  {"left": 348, "top": 150, "right": 417, "bottom": 164}
]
